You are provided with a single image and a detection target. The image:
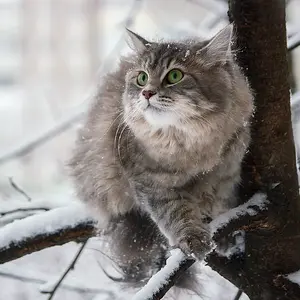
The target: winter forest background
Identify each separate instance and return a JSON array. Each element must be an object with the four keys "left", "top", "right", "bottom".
[{"left": 1, "top": 0, "right": 300, "bottom": 299}]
